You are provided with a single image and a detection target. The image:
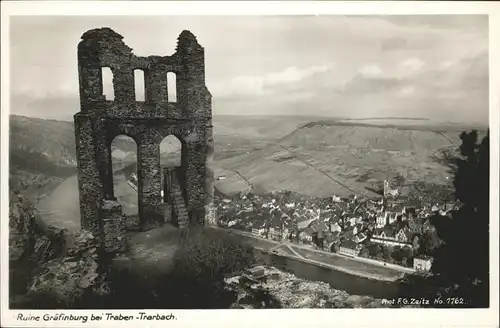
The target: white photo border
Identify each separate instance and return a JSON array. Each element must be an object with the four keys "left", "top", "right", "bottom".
[{"left": 1, "top": 1, "right": 499, "bottom": 328}]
